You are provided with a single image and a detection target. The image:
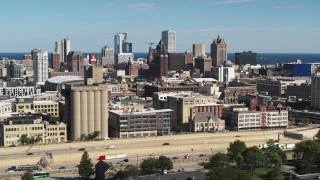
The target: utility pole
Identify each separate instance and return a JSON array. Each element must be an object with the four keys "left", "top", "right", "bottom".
[{"left": 136, "top": 154, "right": 139, "bottom": 167}]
